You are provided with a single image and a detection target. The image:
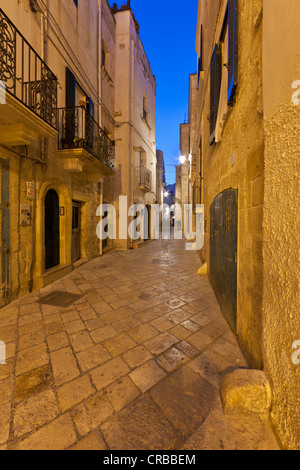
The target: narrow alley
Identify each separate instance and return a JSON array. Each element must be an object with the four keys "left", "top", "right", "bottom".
[{"left": 0, "top": 237, "right": 279, "bottom": 450}]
